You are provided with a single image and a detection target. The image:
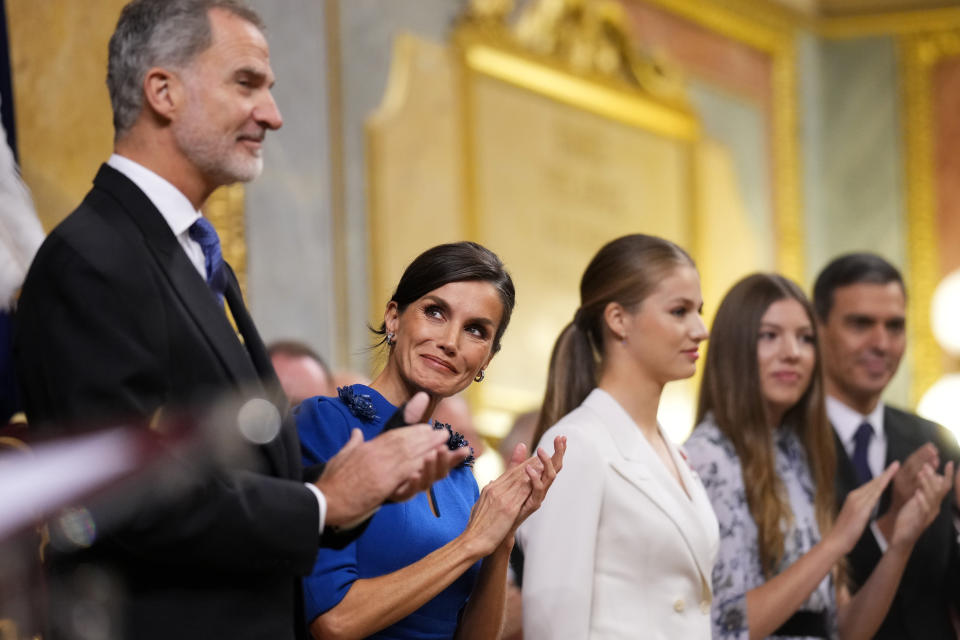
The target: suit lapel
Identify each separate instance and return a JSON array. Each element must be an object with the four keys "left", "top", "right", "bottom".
[
  {"left": 223, "top": 265, "right": 300, "bottom": 477},
  {"left": 586, "top": 390, "right": 716, "bottom": 588},
  {"left": 93, "top": 165, "right": 260, "bottom": 386},
  {"left": 833, "top": 430, "right": 859, "bottom": 498},
  {"left": 883, "top": 406, "right": 916, "bottom": 464},
  {"left": 91, "top": 166, "right": 296, "bottom": 478}
]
